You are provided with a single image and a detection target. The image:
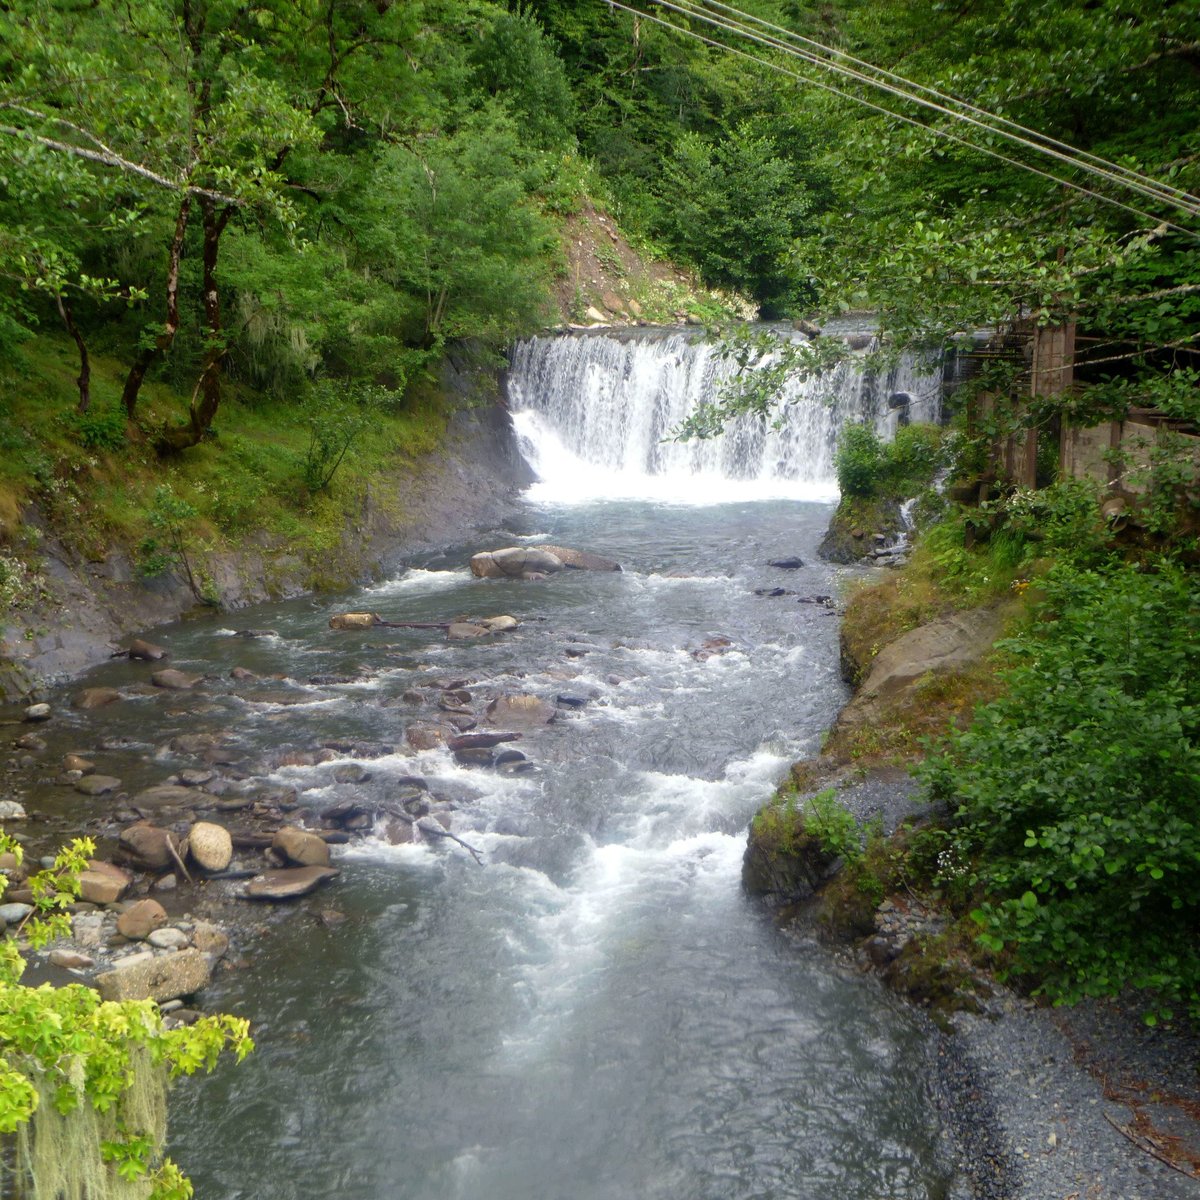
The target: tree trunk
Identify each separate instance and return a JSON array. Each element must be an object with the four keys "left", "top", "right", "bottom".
[
  {"left": 122, "top": 193, "right": 191, "bottom": 419},
  {"left": 55, "top": 294, "right": 90, "bottom": 413},
  {"left": 157, "top": 196, "right": 232, "bottom": 453}
]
